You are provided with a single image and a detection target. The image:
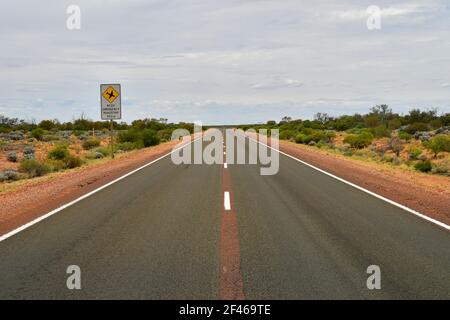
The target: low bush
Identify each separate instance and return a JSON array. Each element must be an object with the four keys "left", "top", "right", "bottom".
[
  {"left": 405, "top": 122, "right": 428, "bottom": 134},
  {"left": 141, "top": 129, "right": 160, "bottom": 147},
  {"left": 86, "top": 151, "right": 105, "bottom": 159},
  {"left": 116, "top": 142, "right": 137, "bottom": 151},
  {"left": 31, "top": 128, "right": 45, "bottom": 141},
  {"left": 408, "top": 147, "right": 422, "bottom": 160},
  {"left": 295, "top": 133, "right": 305, "bottom": 144},
  {"left": 65, "top": 155, "right": 83, "bottom": 169},
  {"left": 157, "top": 128, "right": 173, "bottom": 142},
  {"left": 0, "top": 169, "right": 20, "bottom": 182},
  {"left": 118, "top": 129, "right": 141, "bottom": 144},
  {"left": 398, "top": 131, "right": 412, "bottom": 141},
  {"left": 94, "top": 147, "right": 110, "bottom": 157},
  {"left": 45, "top": 159, "right": 66, "bottom": 172},
  {"left": 18, "top": 159, "right": 50, "bottom": 177},
  {"left": 432, "top": 163, "right": 449, "bottom": 175},
  {"left": 310, "top": 131, "right": 327, "bottom": 143},
  {"left": 279, "top": 130, "right": 297, "bottom": 141},
  {"left": 82, "top": 138, "right": 100, "bottom": 150},
  {"left": 414, "top": 160, "right": 432, "bottom": 173},
  {"left": 343, "top": 132, "right": 373, "bottom": 149},
  {"left": 370, "top": 126, "right": 391, "bottom": 138},
  {"left": 73, "top": 130, "right": 85, "bottom": 137},
  {"left": 7, "top": 151, "right": 18, "bottom": 162},
  {"left": 42, "top": 134, "right": 60, "bottom": 142},
  {"left": 48, "top": 145, "right": 70, "bottom": 160},
  {"left": 47, "top": 145, "right": 82, "bottom": 169}
]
